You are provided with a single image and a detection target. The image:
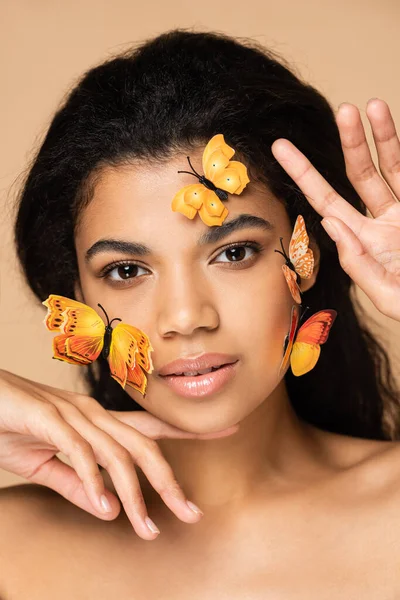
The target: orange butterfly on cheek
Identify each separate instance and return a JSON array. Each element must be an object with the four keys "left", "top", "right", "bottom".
[
  {"left": 171, "top": 133, "right": 250, "bottom": 227},
  {"left": 279, "top": 305, "right": 337, "bottom": 377},
  {"left": 274, "top": 215, "right": 315, "bottom": 304},
  {"left": 42, "top": 295, "right": 154, "bottom": 397}
]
